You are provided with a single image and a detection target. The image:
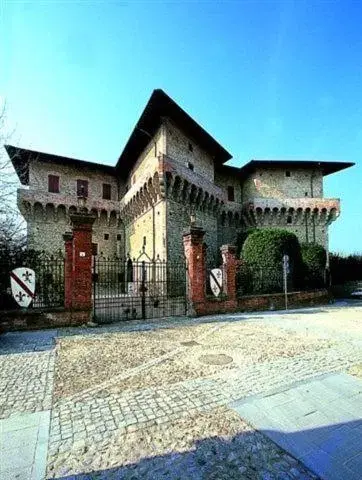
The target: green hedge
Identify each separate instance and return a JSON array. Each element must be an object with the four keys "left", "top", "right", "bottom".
[
  {"left": 300, "top": 243, "right": 326, "bottom": 288},
  {"left": 241, "top": 228, "right": 303, "bottom": 292}
]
